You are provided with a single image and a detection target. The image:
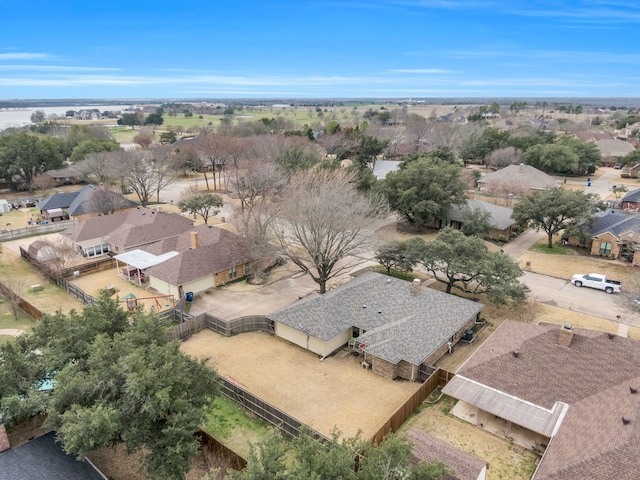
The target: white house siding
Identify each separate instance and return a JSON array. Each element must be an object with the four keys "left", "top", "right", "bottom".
[
  {"left": 148, "top": 277, "right": 179, "bottom": 297},
  {"left": 182, "top": 276, "right": 215, "bottom": 295},
  {"left": 148, "top": 275, "right": 214, "bottom": 297},
  {"left": 274, "top": 323, "right": 352, "bottom": 357}
]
